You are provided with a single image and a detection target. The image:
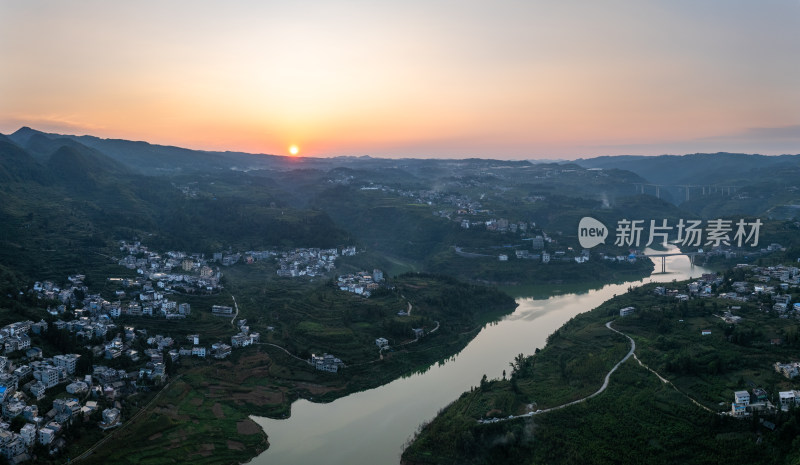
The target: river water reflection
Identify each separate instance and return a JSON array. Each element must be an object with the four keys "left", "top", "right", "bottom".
[{"left": 252, "top": 248, "right": 712, "bottom": 464}]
